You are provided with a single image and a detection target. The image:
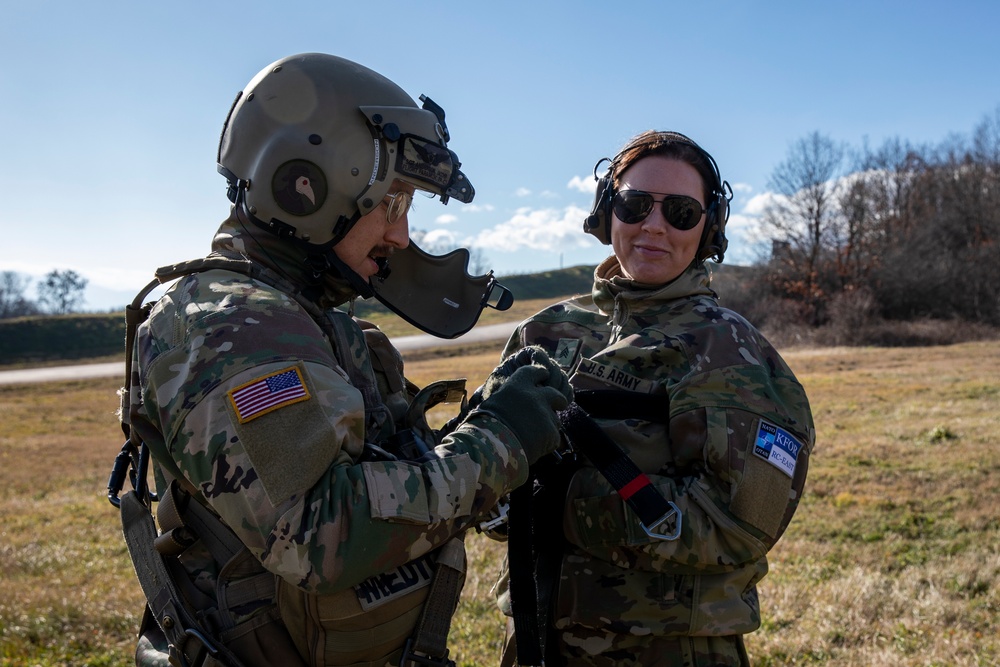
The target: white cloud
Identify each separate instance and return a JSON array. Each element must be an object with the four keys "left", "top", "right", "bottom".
[
  {"left": 462, "top": 203, "right": 495, "bottom": 213},
  {"left": 741, "top": 191, "right": 783, "bottom": 216},
  {"left": 514, "top": 187, "right": 532, "bottom": 197},
  {"left": 730, "top": 181, "right": 753, "bottom": 194},
  {"left": 435, "top": 213, "right": 459, "bottom": 225},
  {"left": 468, "top": 205, "right": 594, "bottom": 252},
  {"left": 421, "top": 228, "right": 458, "bottom": 247},
  {"left": 725, "top": 211, "right": 757, "bottom": 235},
  {"left": 567, "top": 175, "right": 595, "bottom": 193}
]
